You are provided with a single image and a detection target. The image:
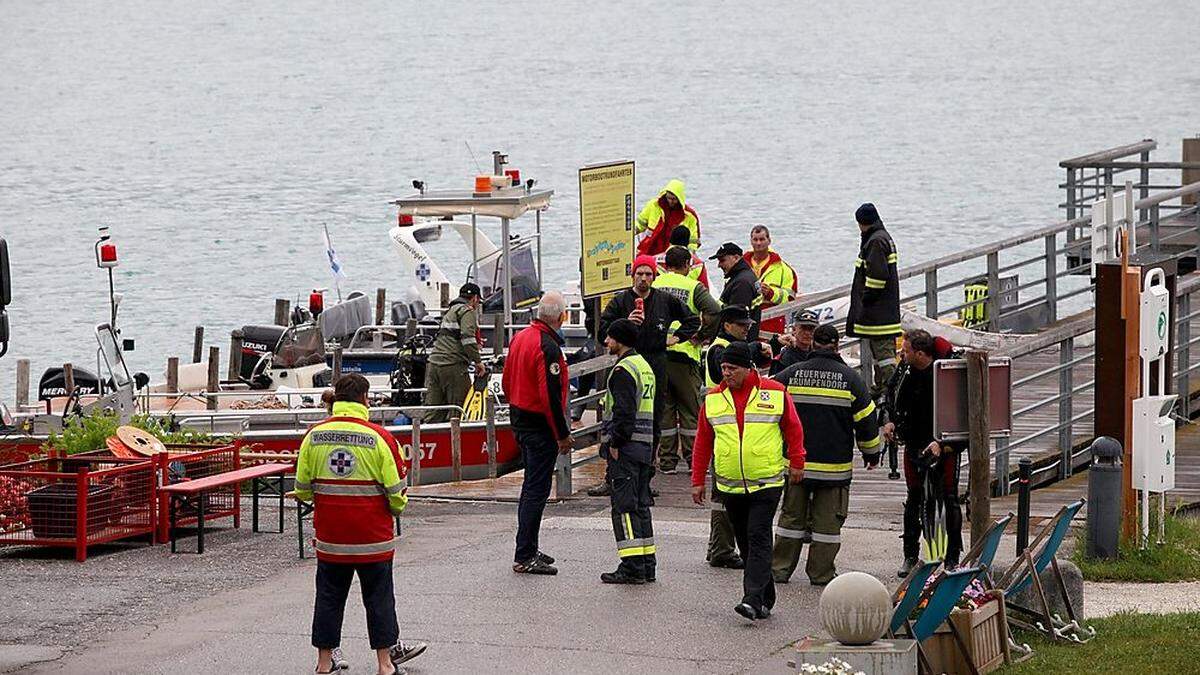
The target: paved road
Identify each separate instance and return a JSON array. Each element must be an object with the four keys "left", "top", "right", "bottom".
[{"left": 2, "top": 482, "right": 909, "bottom": 675}]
